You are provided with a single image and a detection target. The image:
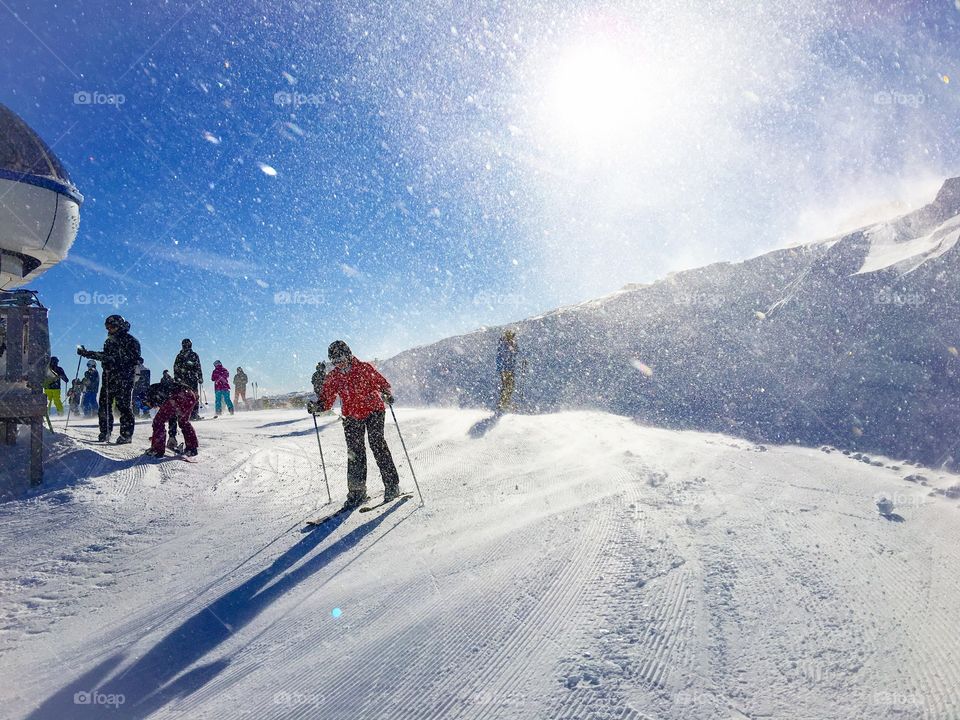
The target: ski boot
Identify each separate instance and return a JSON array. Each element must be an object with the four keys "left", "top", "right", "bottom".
[
  {"left": 384, "top": 485, "right": 401, "bottom": 503},
  {"left": 115, "top": 434, "right": 132, "bottom": 445},
  {"left": 342, "top": 493, "right": 370, "bottom": 511}
]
